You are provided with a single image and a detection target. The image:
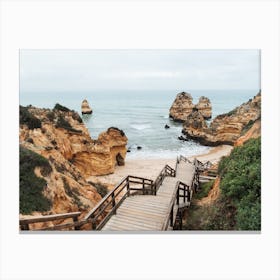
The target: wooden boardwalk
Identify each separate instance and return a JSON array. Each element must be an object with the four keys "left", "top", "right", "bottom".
[
  {"left": 102, "top": 161, "right": 195, "bottom": 231},
  {"left": 20, "top": 156, "right": 208, "bottom": 231}
]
